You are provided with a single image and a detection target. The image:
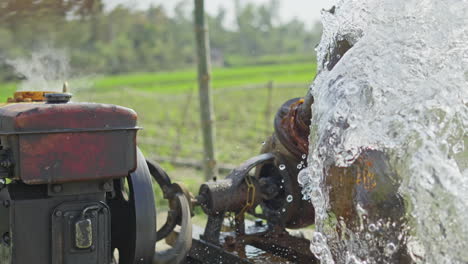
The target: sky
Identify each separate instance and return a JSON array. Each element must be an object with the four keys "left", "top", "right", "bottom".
[{"left": 103, "top": 0, "right": 336, "bottom": 28}]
